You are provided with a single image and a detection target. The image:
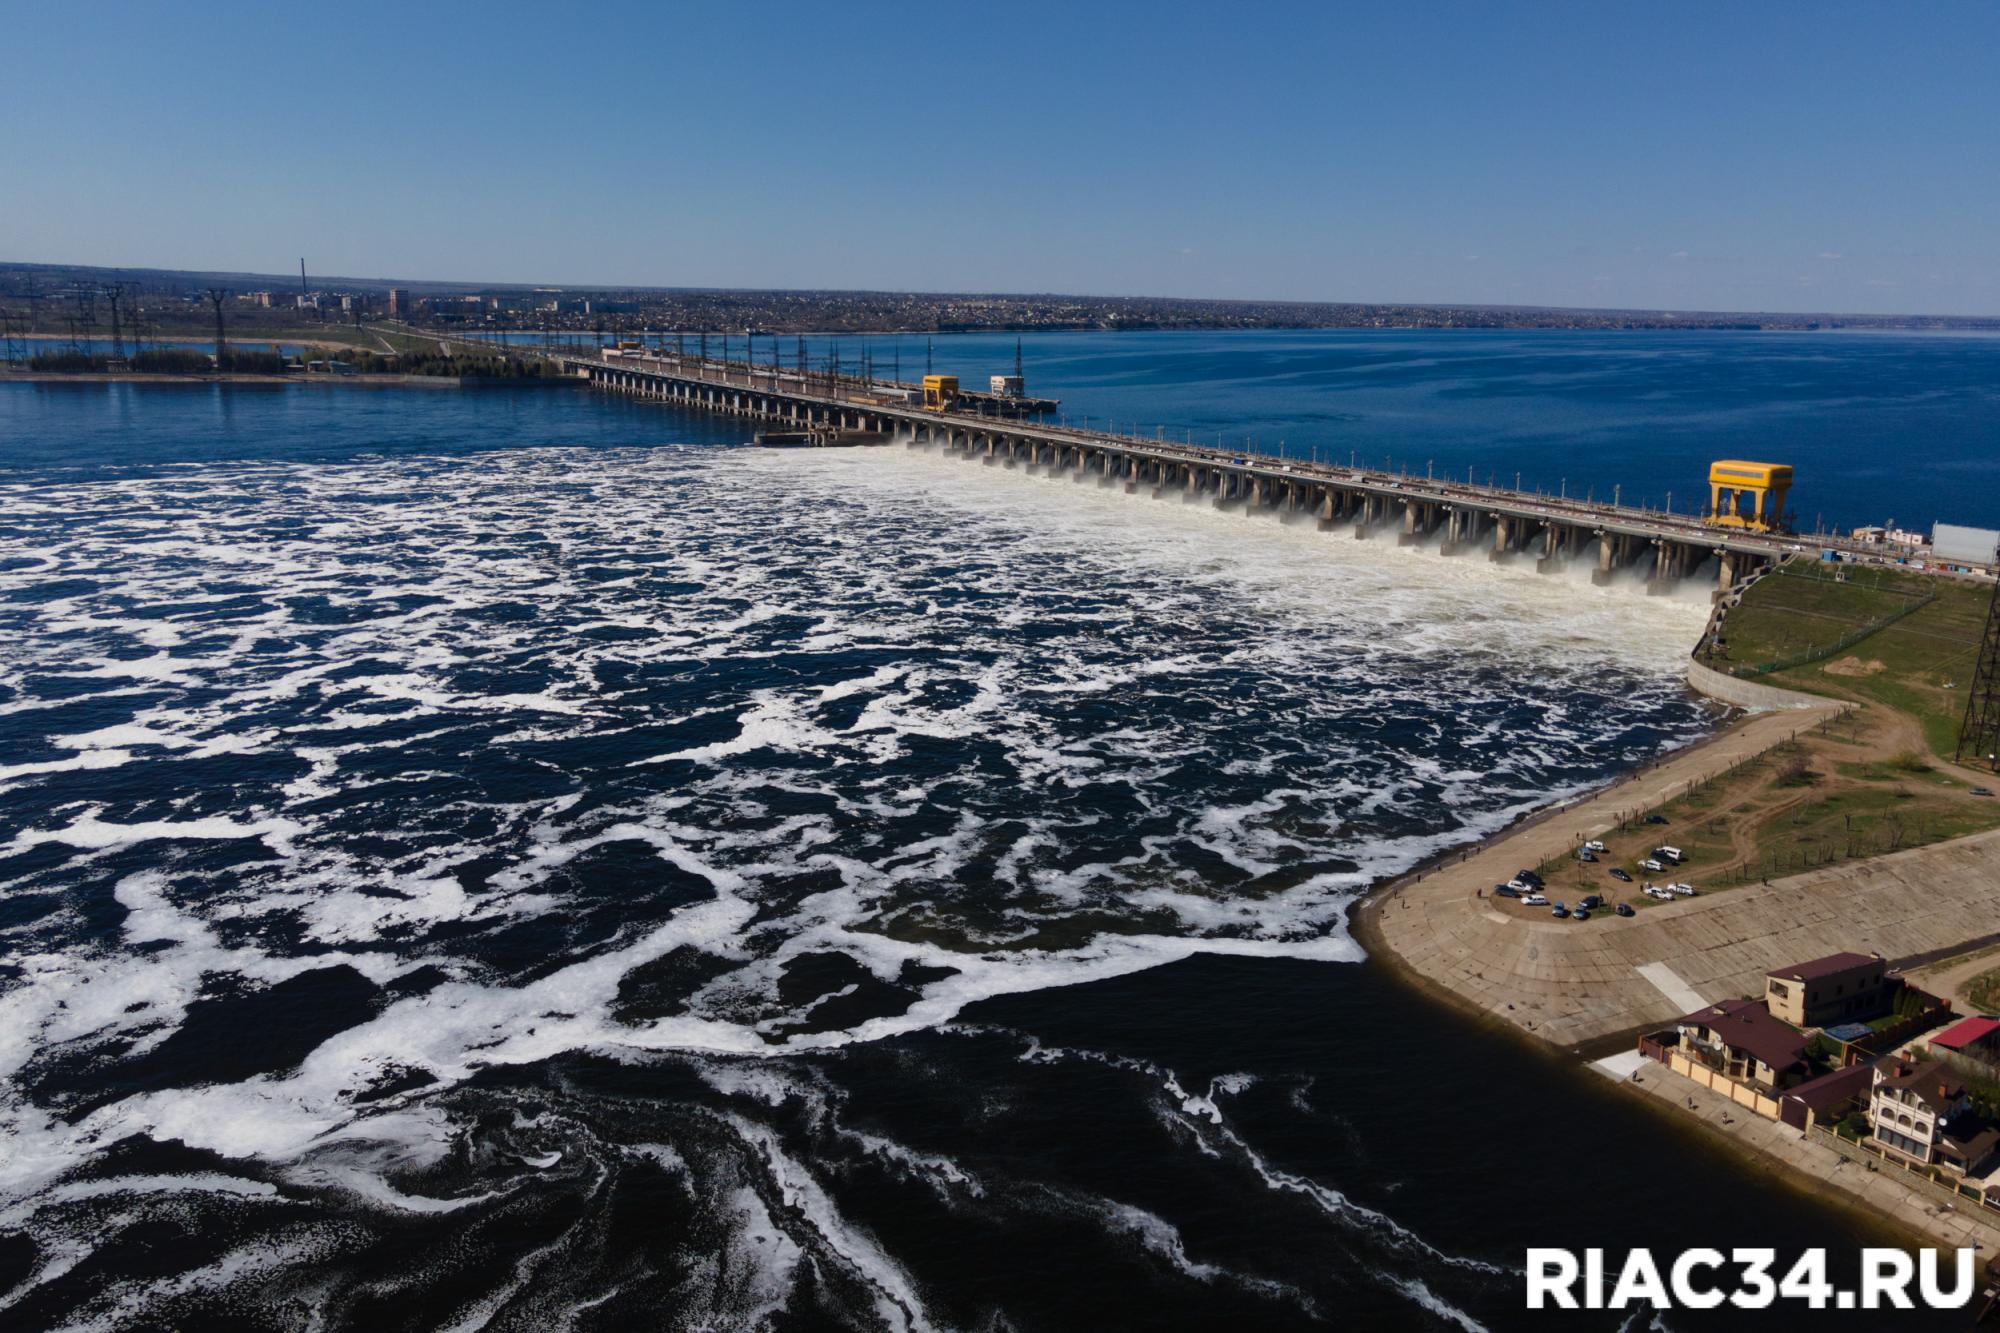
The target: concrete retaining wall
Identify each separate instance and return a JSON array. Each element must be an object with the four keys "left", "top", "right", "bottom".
[{"left": 1686, "top": 659, "right": 1841, "bottom": 712}]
